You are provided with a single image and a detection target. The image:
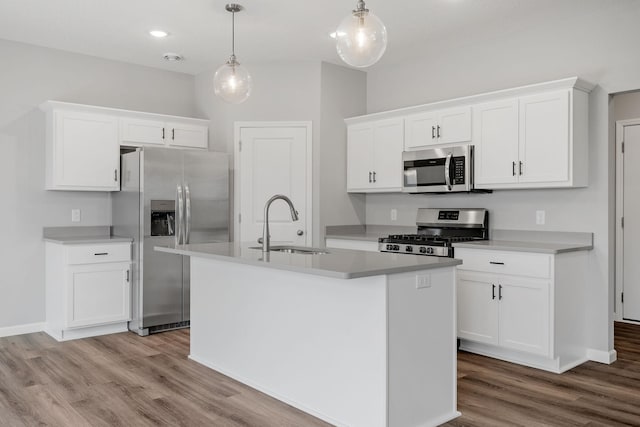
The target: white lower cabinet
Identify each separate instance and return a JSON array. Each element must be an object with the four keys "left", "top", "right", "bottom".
[
  {"left": 46, "top": 241, "right": 132, "bottom": 341},
  {"left": 456, "top": 247, "right": 587, "bottom": 373}
]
